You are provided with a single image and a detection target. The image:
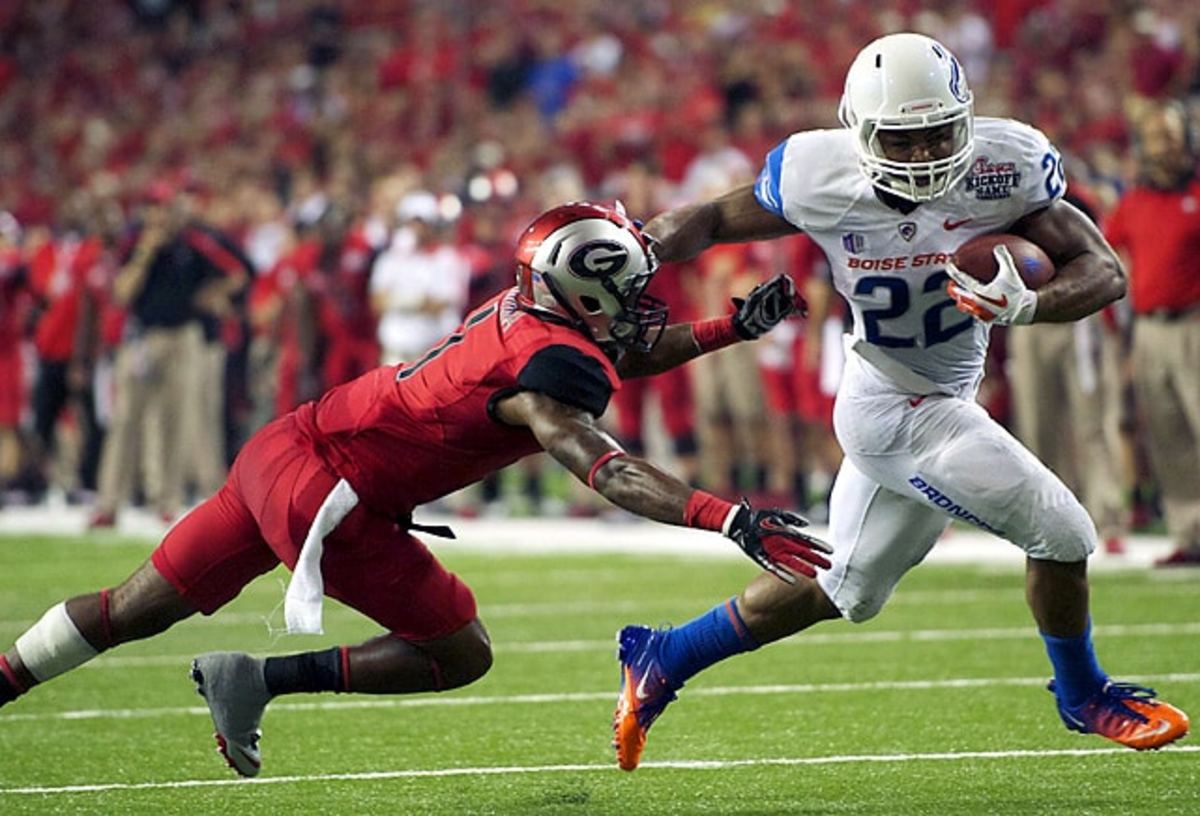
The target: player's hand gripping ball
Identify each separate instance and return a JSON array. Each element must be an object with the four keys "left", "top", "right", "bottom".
[{"left": 945, "top": 234, "right": 1055, "bottom": 325}]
